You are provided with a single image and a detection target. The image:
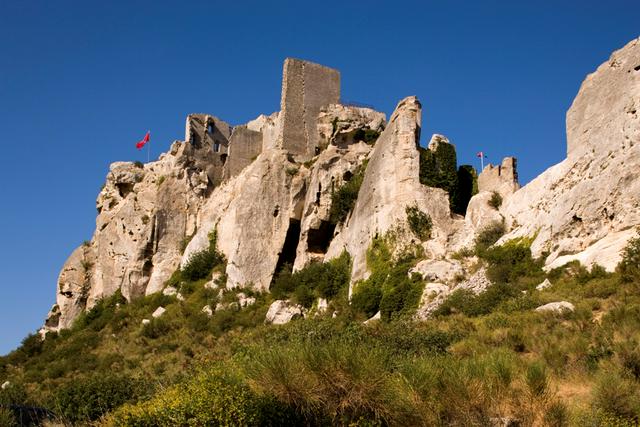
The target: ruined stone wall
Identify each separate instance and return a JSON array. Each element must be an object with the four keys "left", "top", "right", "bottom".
[
  {"left": 279, "top": 58, "right": 340, "bottom": 158},
  {"left": 223, "top": 125, "right": 263, "bottom": 179},
  {"left": 185, "top": 114, "right": 231, "bottom": 186},
  {"left": 477, "top": 157, "right": 520, "bottom": 197}
]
